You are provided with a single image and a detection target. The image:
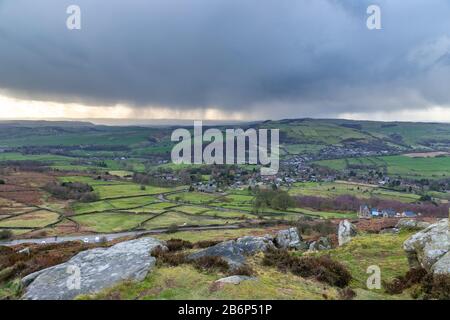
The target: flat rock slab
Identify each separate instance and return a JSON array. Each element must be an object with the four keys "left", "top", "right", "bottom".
[
  {"left": 22, "top": 238, "right": 166, "bottom": 300},
  {"left": 188, "top": 236, "right": 274, "bottom": 269},
  {"left": 215, "top": 275, "right": 257, "bottom": 285}
]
